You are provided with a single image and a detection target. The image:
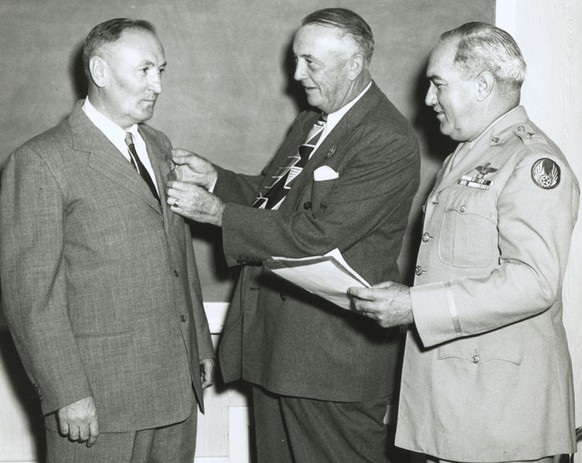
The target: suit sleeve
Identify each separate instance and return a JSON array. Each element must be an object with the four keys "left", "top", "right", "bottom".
[
  {"left": 411, "top": 152, "right": 580, "bottom": 348},
  {"left": 0, "top": 146, "right": 92, "bottom": 414},
  {"left": 219, "top": 118, "right": 420, "bottom": 266}
]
